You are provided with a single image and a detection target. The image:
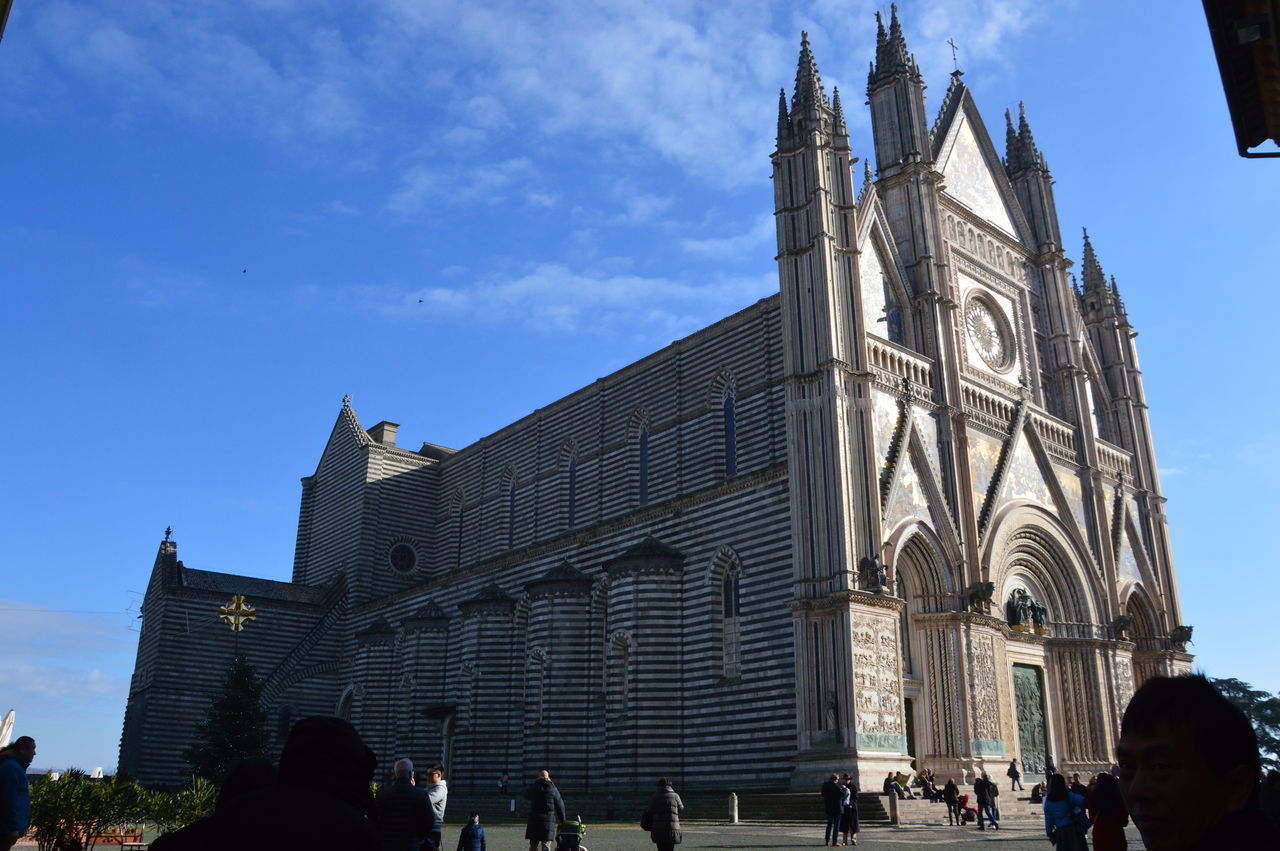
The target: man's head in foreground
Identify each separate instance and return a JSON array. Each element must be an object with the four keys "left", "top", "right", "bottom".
[{"left": 1116, "top": 674, "right": 1258, "bottom": 850}]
